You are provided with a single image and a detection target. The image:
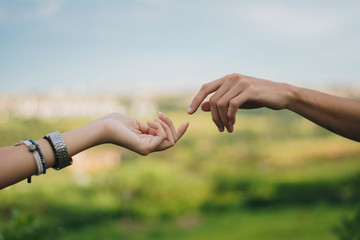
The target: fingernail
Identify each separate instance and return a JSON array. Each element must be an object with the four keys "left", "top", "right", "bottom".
[
  {"left": 218, "top": 127, "right": 224, "bottom": 132},
  {"left": 187, "top": 107, "right": 192, "bottom": 113}
]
